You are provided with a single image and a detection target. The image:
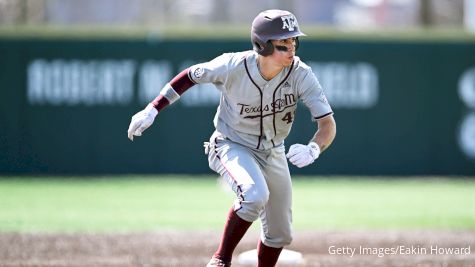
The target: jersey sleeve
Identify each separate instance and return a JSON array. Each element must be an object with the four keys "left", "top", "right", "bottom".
[
  {"left": 188, "top": 53, "right": 233, "bottom": 87},
  {"left": 298, "top": 69, "right": 333, "bottom": 121}
]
